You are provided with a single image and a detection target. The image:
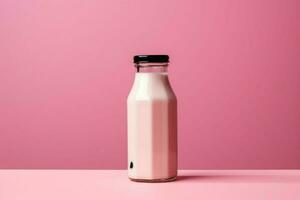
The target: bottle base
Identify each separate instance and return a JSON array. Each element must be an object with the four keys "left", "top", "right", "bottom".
[{"left": 129, "top": 176, "right": 177, "bottom": 183}]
